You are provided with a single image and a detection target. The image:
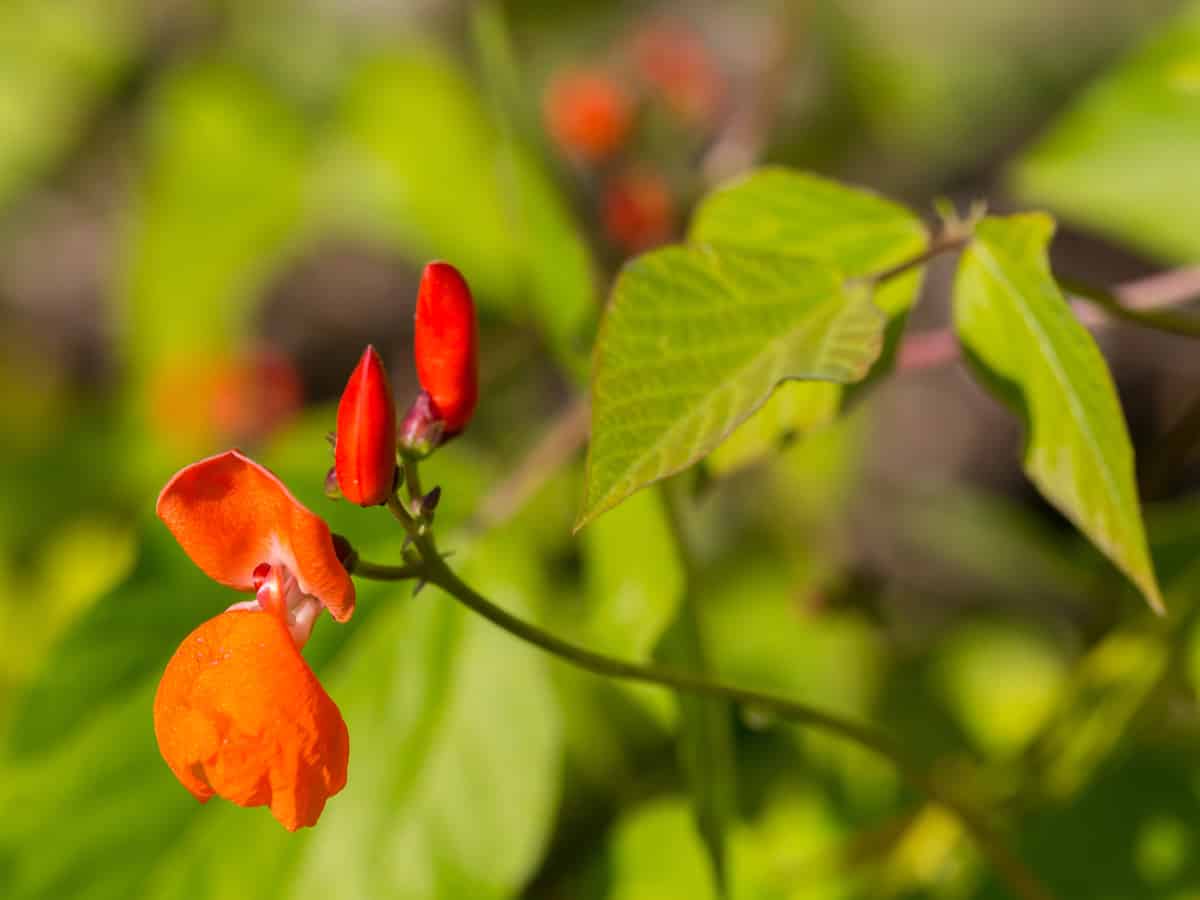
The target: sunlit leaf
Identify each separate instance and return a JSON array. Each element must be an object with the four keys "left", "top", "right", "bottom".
[
  {"left": 608, "top": 799, "right": 717, "bottom": 900},
  {"left": 582, "top": 489, "right": 682, "bottom": 659},
  {"left": 706, "top": 381, "right": 840, "bottom": 475},
  {"left": 579, "top": 246, "right": 882, "bottom": 529},
  {"left": 934, "top": 622, "right": 1069, "bottom": 759},
  {"left": 953, "top": 213, "right": 1163, "bottom": 612},
  {"left": 605, "top": 791, "right": 854, "bottom": 900},
  {"left": 285, "top": 533, "right": 563, "bottom": 900},
  {"left": 690, "top": 168, "right": 926, "bottom": 472},
  {"left": 1011, "top": 2, "right": 1200, "bottom": 261},
  {"left": 690, "top": 168, "right": 928, "bottom": 287}
]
